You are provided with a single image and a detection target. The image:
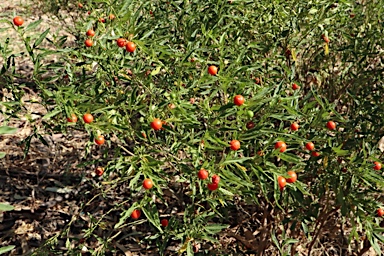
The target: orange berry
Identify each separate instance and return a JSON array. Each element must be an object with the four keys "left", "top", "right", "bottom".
[
  {"left": 230, "top": 140, "right": 240, "bottom": 150},
  {"left": 208, "top": 65, "right": 218, "bottom": 76},
  {"left": 274, "top": 141, "right": 287, "bottom": 153}
]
